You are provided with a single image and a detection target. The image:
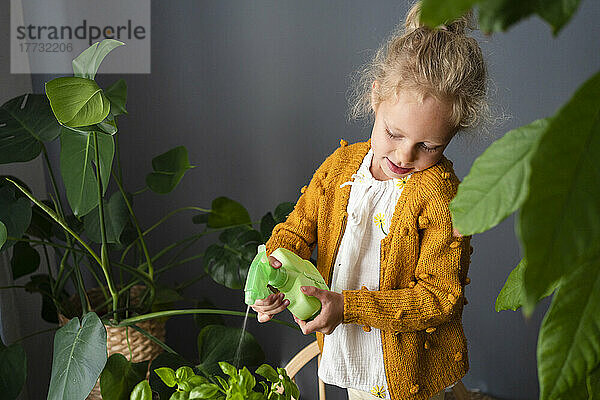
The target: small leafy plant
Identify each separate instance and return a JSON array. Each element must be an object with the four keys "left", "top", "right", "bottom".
[{"left": 130, "top": 362, "right": 300, "bottom": 400}]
